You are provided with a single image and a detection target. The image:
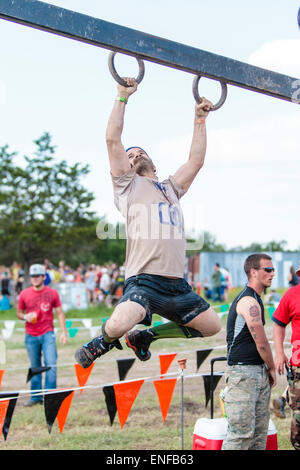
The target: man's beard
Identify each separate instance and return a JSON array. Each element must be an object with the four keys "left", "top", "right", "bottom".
[{"left": 134, "top": 156, "right": 155, "bottom": 176}]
